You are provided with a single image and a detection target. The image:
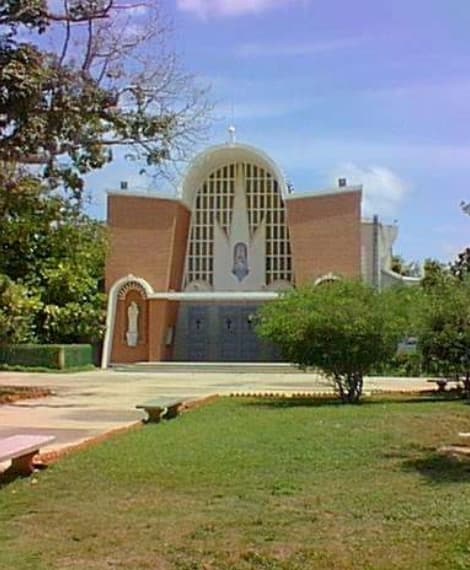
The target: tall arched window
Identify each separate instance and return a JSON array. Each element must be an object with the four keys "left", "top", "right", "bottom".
[{"left": 184, "top": 162, "right": 293, "bottom": 289}]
